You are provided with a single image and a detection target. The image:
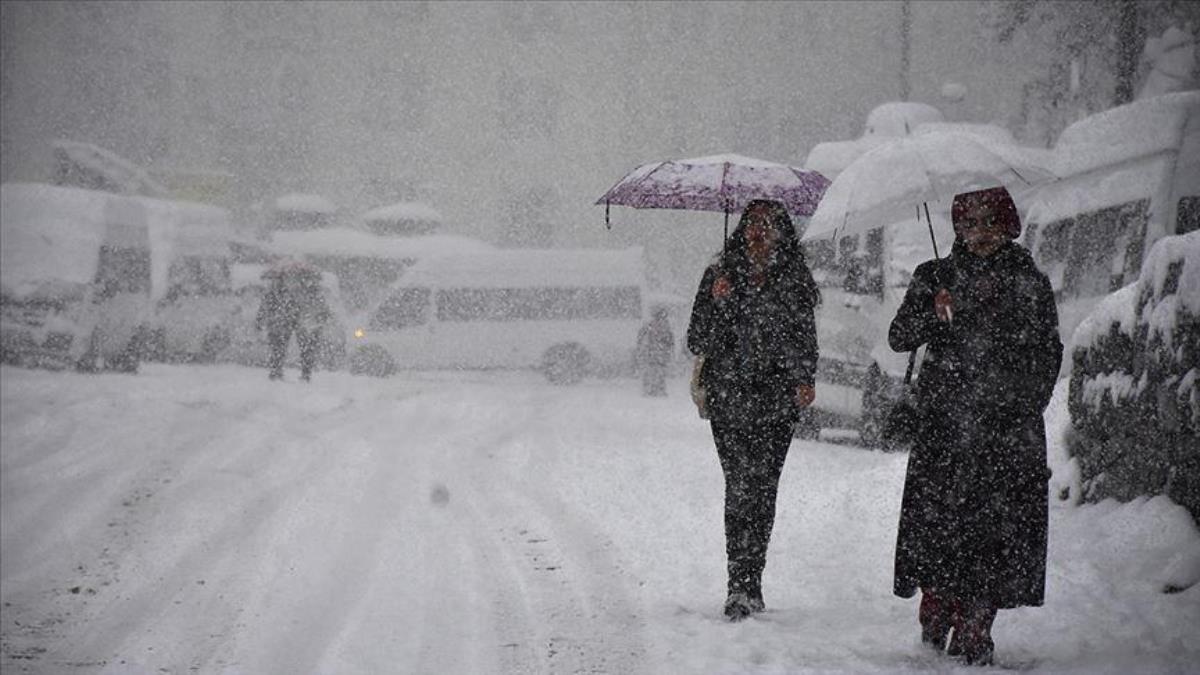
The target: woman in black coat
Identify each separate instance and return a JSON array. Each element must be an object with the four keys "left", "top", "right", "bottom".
[
  {"left": 687, "top": 199, "right": 820, "bottom": 621},
  {"left": 889, "top": 187, "right": 1062, "bottom": 665}
]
